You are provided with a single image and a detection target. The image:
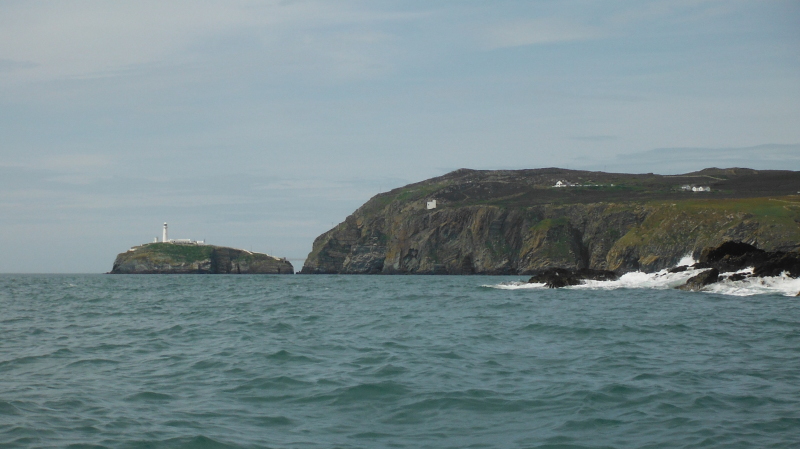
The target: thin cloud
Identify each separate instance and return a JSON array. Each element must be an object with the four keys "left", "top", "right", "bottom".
[
  {"left": 0, "top": 58, "right": 38, "bottom": 71},
  {"left": 483, "top": 19, "right": 604, "bottom": 49},
  {"left": 40, "top": 154, "right": 113, "bottom": 172},
  {"left": 0, "top": 1, "right": 419, "bottom": 83},
  {"left": 607, "top": 0, "right": 740, "bottom": 26},
  {"left": 577, "top": 144, "right": 800, "bottom": 174},
  {"left": 572, "top": 135, "right": 619, "bottom": 142}
]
